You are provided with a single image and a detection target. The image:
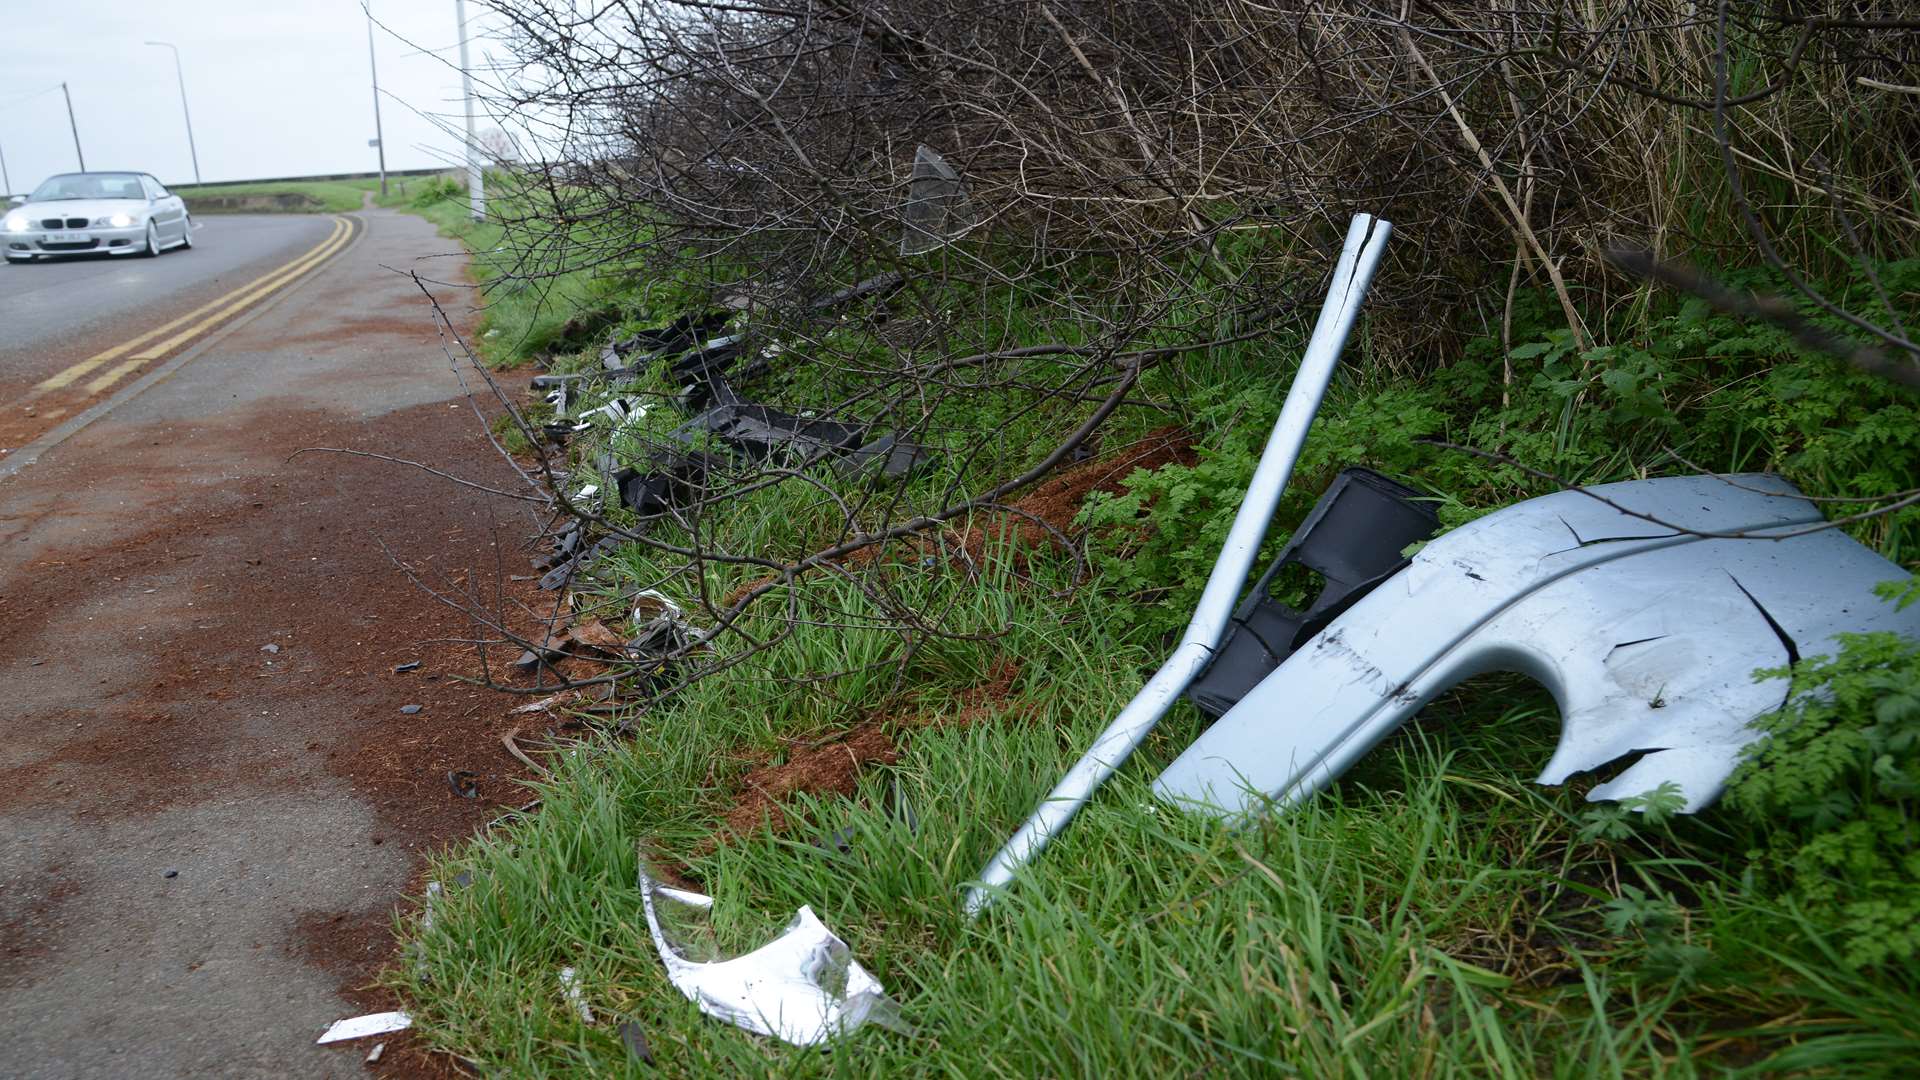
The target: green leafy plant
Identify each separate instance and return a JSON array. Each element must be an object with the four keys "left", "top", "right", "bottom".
[{"left": 1726, "top": 630, "right": 1920, "bottom": 967}]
